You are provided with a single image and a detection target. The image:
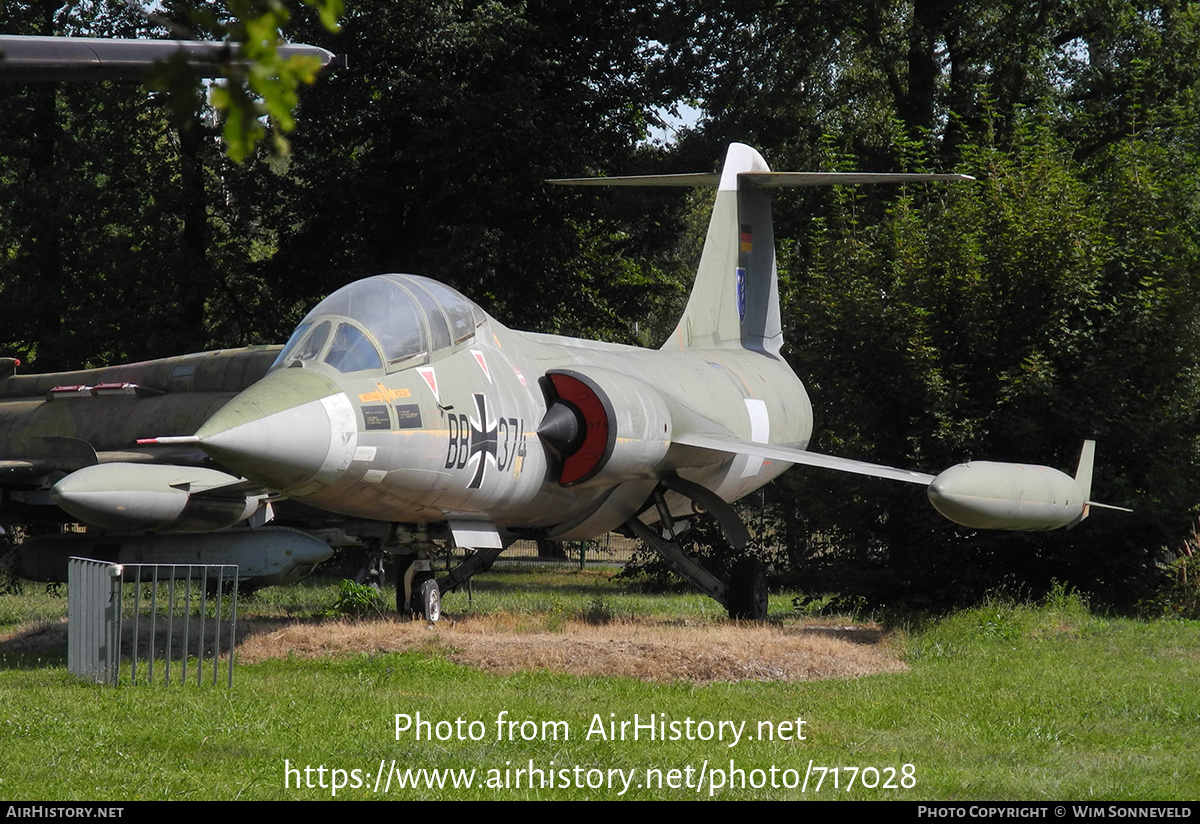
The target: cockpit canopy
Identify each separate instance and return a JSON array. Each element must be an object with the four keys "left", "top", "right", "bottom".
[{"left": 271, "top": 274, "right": 488, "bottom": 374}]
